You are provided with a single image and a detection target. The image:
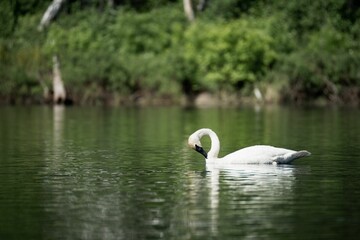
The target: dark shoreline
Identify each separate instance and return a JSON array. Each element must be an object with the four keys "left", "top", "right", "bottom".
[{"left": 1, "top": 89, "right": 359, "bottom": 108}]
